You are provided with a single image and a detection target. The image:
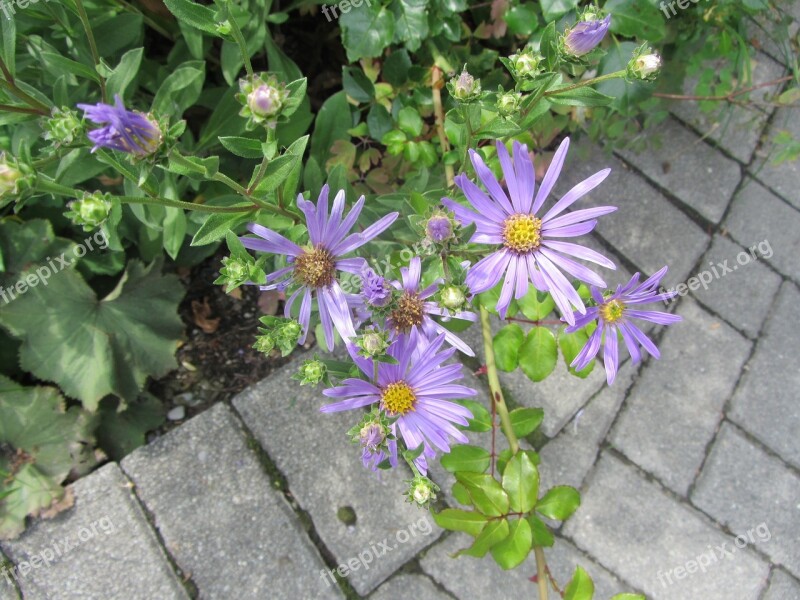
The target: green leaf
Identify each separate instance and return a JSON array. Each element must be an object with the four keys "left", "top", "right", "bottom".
[
  {"left": 107, "top": 48, "right": 144, "bottom": 100},
  {"left": 540, "top": 0, "right": 579, "bottom": 22},
  {"left": 0, "top": 260, "right": 183, "bottom": 411},
  {"left": 441, "top": 445, "right": 491, "bottom": 473},
  {"left": 432, "top": 509, "right": 488, "bottom": 536},
  {"left": 536, "top": 486, "right": 581, "bottom": 521},
  {"left": 96, "top": 394, "right": 165, "bottom": 461},
  {"left": 311, "top": 92, "right": 352, "bottom": 166},
  {"left": 610, "top": 595, "right": 645, "bottom": 600},
  {"left": 383, "top": 49, "right": 412, "bottom": 87},
  {"left": 509, "top": 408, "right": 544, "bottom": 437},
  {"left": 191, "top": 209, "right": 255, "bottom": 247},
  {"left": 564, "top": 566, "right": 595, "bottom": 600},
  {"left": 0, "top": 464, "right": 64, "bottom": 541},
  {"left": 152, "top": 62, "right": 205, "bottom": 117},
  {"left": 517, "top": 288, "right": 555, "bottom": 321},
  {"left": 343, "top": 67, "right": 375, "bottom": 103},
  {"left": 502, "top": 451, "right": 539, "bottom": 513},
  {"left": 456, "top": 473, "right": 510, "bottom": 517},
  {"left": 528, "top": 515, "right": 555, "bottom": 547},
  {"left": 493, "top": 324, "right": 525, "bottom": 372},
  {"left": 367, "top": 103, "right": 393, "bottom": 141},
  {"left": 455, "top": 398, "right": 492, "bottom": 432},
  {"left": 219, "top": 136, "right": 264, "bottom": 159},
  {"left": 397, "top": 106, "right": 423, "bottom": 137},
  {"left": 605, "top": 0, "right": 666, "bottom": 42},
  {"left": 490, "top": 518, "right": 532, "bottom": 570},
  {"left": 452, "top": 481, "right": 473, "bottom": 506},
  {"left": 255, "top": 138, "right": 308, "bottom": 194},
  {"left": 41, "top": 52, "right": 101, "bottom": 84},
  {"left": 340, "top": 4, "right": 395, "bottom": 62},
  {"left": 162, "top": 0, "right": 219, "bottom": 34},
  {"left": 519, "top": 327, "right": 558, "bottom": 382},
  {"left": 505, "top": 4, "right": 538, "bottom": 36},
  {"left": 389, "top": 0, "right": 429, "bottom": 52},
  {"left": 559, "top": 329, "right": 596, "bottom": 378},
  {"left": 456, "top": 519, "right": 509, "bottom": 558},
  {"left": 548, "top": 86, "right": 615, "bottom": 108}
]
